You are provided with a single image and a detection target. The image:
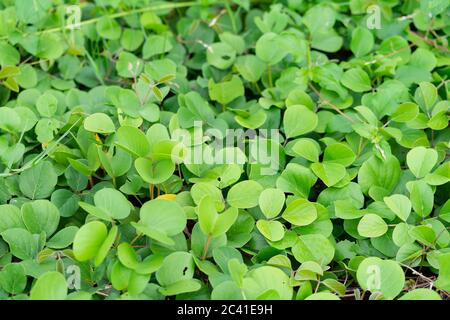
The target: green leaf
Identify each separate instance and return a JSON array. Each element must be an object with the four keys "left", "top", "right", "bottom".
[
  {"left": 19, "top": 161, "right": 58, "bottom": 200},
  {"left": 135, "top": 158, "right": 175, "bottom": 185},
  {"left": 435, "top": 252, "right": 450, "bottom": 291},
  {"left": 208, "top": 75, "right": 244, "bottom": 105},
  {"left": 341, "top": 68, "right": 371, "bottom": 92},
  {"left": 305, "top": 292, "right": 340, "bottom": 300},
  {"left": 0, "top": 43, "right": 20, "bottom": 66},
  {"left": 357, "top": 214, "right": 388, "bottom": 238},
  {"left": 117, "top": 242, "right": 140, "bottom": 269},
  {"left": 310, "top": 162, "right": 346, "bottom": 187},
  {"left": 256, "top": 220, "right": 285, "bottom": 242},
  {"left": 0, "top": 263, "right": 26, "bottom": 294},
  {"left": 96, "top": 17, "right": 121, "bottom": 40},
  {"left": 291, "top": 138, "right": 320, "bottom": 162},
  {"left": 138, "top": 199, "right": 186, "bottom": 238},
  {"left": 30, "top": 271, "right": 67, "bottom": 300},
  {"left": 36, "top": 92, "right": 57, "bottom": 117},
  {"left": 159, "top": 279, "right": 202, "bottom": 296},
  {"left": 46, "top": 226, "right": 79, "bottom": 249},
  {"left": 80, "top": 188, "right": 131, "bottom": 221},
  {"left": 0, "top": 204, "right": 26, "bottom": 232},
  {"left": 242, "top": 266, "right": 293, "bottom": 300},
  {"left": 73, "top": 221, "right": 108, "bottom": 261},
  {"left": 234, "top": 109, "right": 267, "bottom": 129},
  {"left": 84, "top": 113, "right": 115, "bottom": 134},
  {"left": 142, "top": 35, "right": 173, "bottom": 59},
  {"left": 350, "top": 27, "right": 374, "bottom": 57},
  {"left": 255, "top": 32, "right": 288, "bottom": 65},
  {"left": 156, "top": 251, "right": 195, "bottom": 287},
  {"left": 406, "top": 180, "right": 434, "bottom": 217},
  {"left": 292, "top": 234, "right": 335, "bottom": 266},
  {"left": 207, "top": 42, "right": 236, "bottom": 69},
  {"left": 383, "top": 195, "right": 411, "bottom": 222},
  {"left": 21, "top": 200, "right": 60, "bottom": 237},
  {"left": 116, "top": 126, "right": 150, "bottom": 158},
  {"left": 303, "top": 5, "right": 335, "bottom": 33},
  {"left": 415, "top": 82, "right": 437, "bottom": 111},
  {"left": 356, "top": 257, "right": 405, "bottom": 299},
  {"left": 358, "top": 155, "right": 401, "bottom": 201},
  {"left": 94, "top": 225, "right": 118, "bottom": 267},
  {"left": 1, "top": 228, "right": 39, "bottom": 260},
  {"left": 323, "top": 143, "right": 356, "bottom": 167},
  {"left": 234, "top": 55, "right": 266, "bottom": 82},
  {"left": 409, "top": 225, "right": 435, "bottom": 246},
  {"left": 227, "top": 180, "right": 263, "bottom": 209},
  {"left": 391, "top": 102, "right": 419, "bottom": 123},
  {"left": 283, "top": 105, "right": 318, "bottom": 138},
  {"left": 277, "top": 163, "right": 317, "bottom": 198},
  {"left": 198, "top": 196, "right": 238, "bottom": 237},
  {"left": 406, "top": 147, "right": 438, "bottom": 178},
  {"left": 399, "top": 289, "right": 441, "bottom": 300},
  {"left": 258, "top": 188, "right": 285, "bottom": 219},
  {"left": 282, "top": 199, "right": 317, "bottom": 226},
  {"left": 116, "top": 52, "right": 142, "bottom": 78},
  {"left": 120, "top": 28, "right": 144, "bottom": 51}
]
